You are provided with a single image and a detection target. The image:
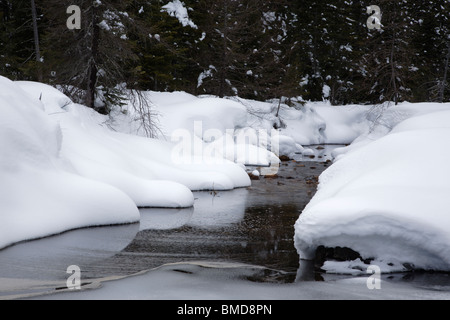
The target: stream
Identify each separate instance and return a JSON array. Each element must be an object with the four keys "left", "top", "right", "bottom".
[{"left": 1, "top": 144, "right": 450, "bottom": 299}]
